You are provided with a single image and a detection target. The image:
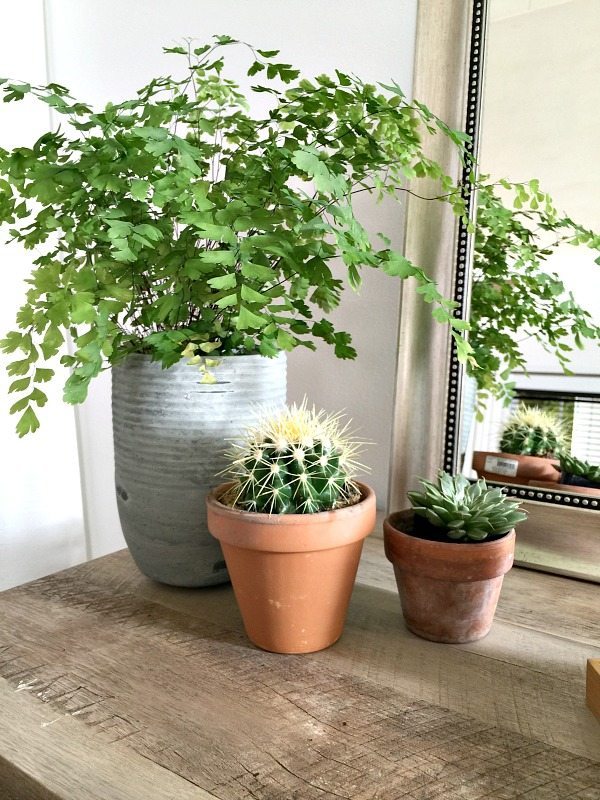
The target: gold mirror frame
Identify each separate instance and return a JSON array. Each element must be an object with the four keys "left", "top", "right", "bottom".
[{"left": 388, "top": 0, "right": 600, "bottom": 583}]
